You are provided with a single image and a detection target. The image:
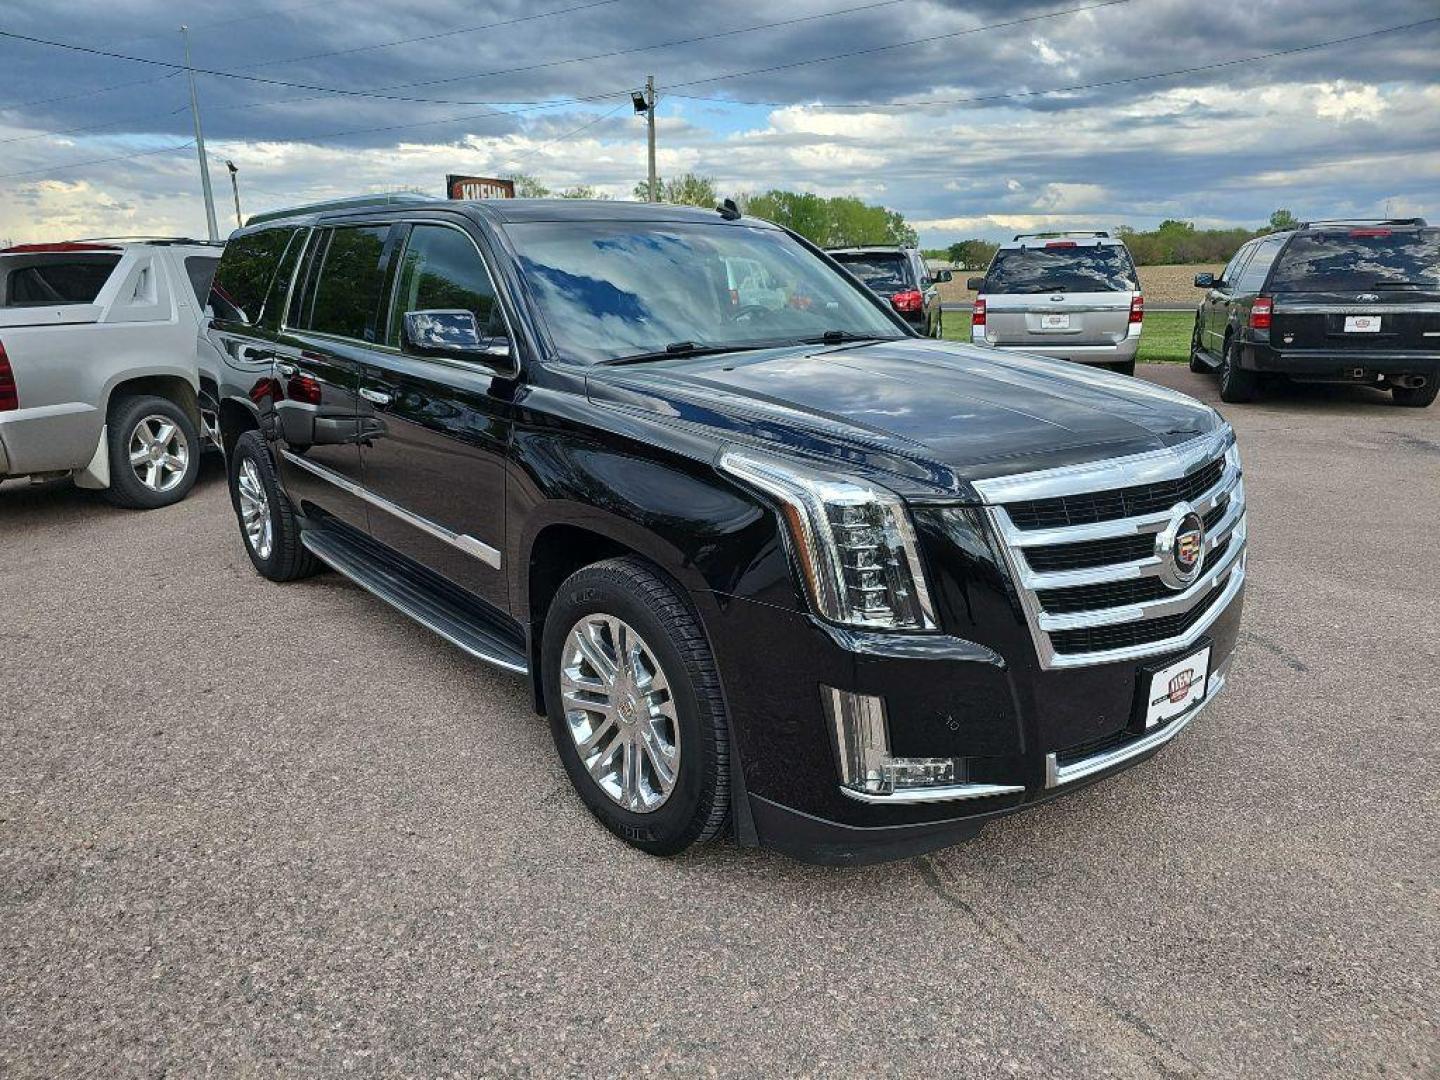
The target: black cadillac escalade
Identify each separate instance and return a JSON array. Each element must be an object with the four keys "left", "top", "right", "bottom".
[{"left": 208, "top": 196, "right": 1248, "bottom": 865}]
